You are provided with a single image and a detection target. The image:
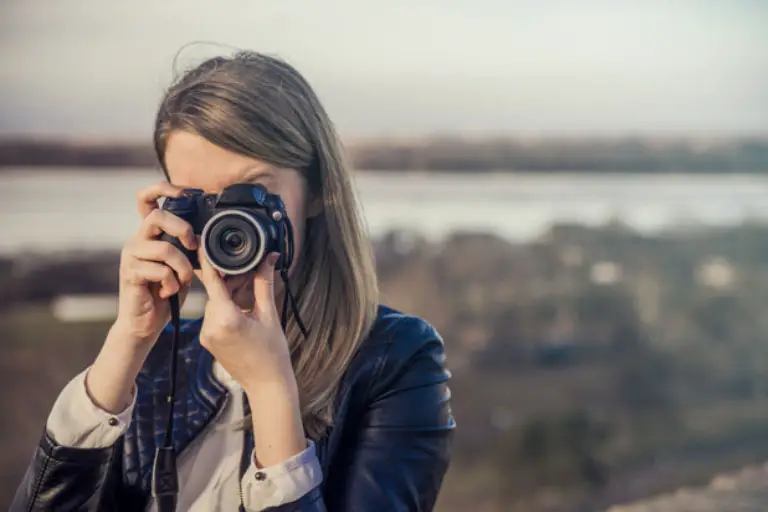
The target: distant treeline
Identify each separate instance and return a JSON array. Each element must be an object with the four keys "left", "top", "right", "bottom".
[
  {"left": 0, "top": 140, "right": 158, "bottom": 168},
  {"left": 1, "top": 136, "right": 768, "bottom": 172}
]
